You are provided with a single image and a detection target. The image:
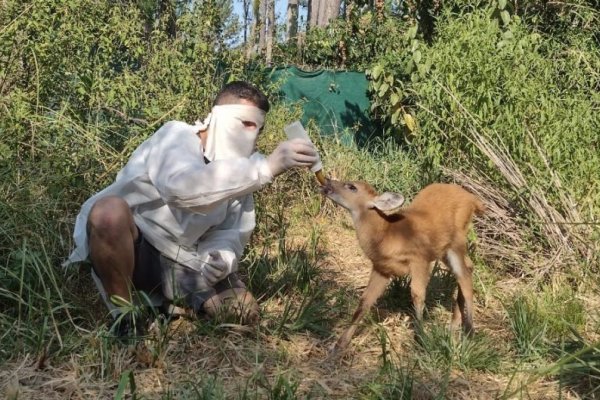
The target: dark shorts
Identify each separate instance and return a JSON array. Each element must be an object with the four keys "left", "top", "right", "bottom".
[{"left": 128, "top": 229, "right": 245, "bottom": 310}]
